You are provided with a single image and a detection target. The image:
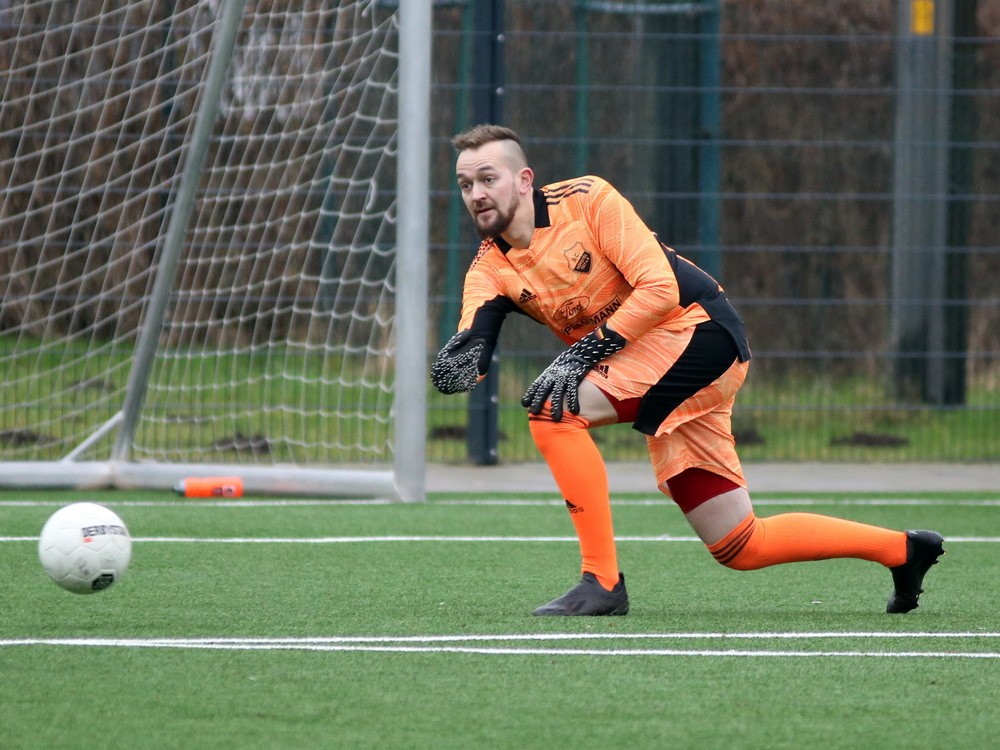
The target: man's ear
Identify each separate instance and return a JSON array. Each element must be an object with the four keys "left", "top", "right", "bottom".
[{"left": 518, "top": 167, "right": 534, "bottom": 194}]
